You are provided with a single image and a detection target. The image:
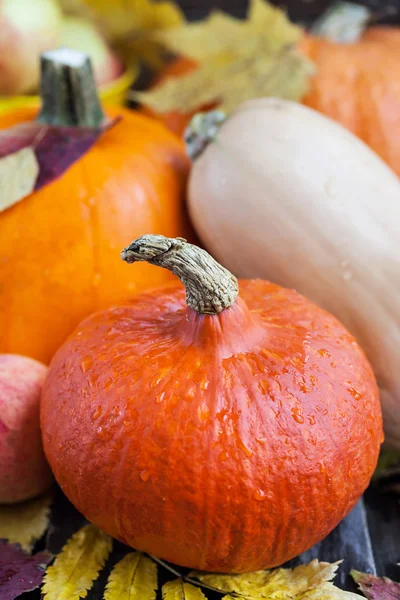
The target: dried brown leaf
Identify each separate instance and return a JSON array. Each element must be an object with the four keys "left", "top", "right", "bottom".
[{"left": 0, "top": 492, "right": 53, "bottom": 553}]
